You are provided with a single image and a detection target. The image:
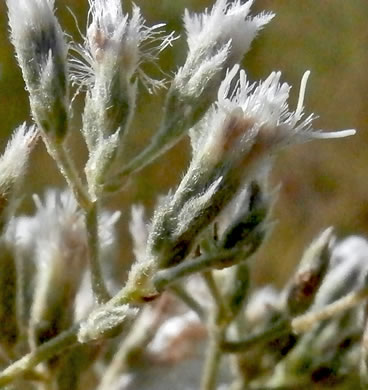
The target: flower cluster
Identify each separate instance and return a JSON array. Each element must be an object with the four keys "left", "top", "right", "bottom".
[{"left": 0, "top": 1, "right": 363, "bottom": 390}]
